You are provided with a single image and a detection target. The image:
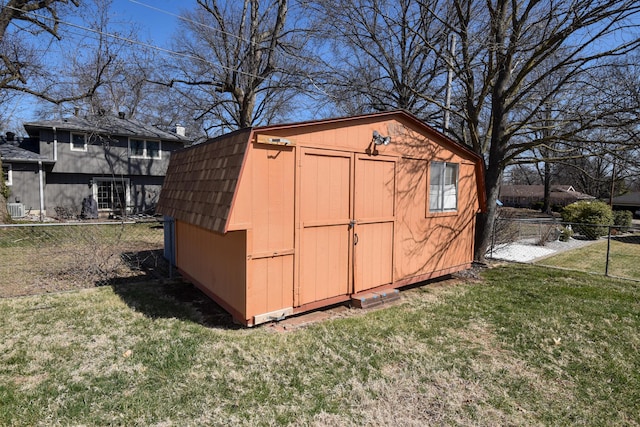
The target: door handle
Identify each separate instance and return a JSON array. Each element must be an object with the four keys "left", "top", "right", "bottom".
[{"left": 354, "top": 233, "right": 359, "bottom": 245}]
